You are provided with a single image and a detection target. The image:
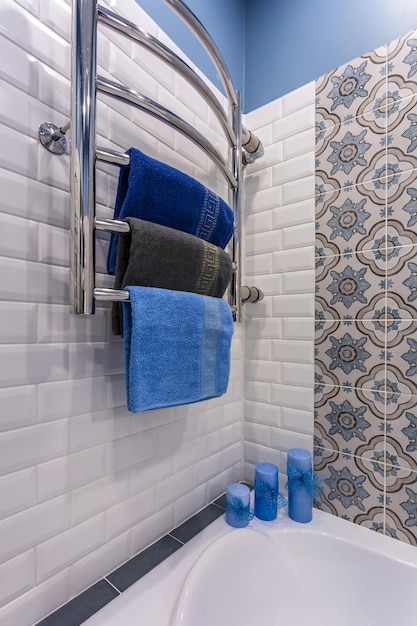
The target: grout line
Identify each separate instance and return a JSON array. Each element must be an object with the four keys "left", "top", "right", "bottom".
[{"left": 103, "top": 577, "right": 122, "bottom": 595}]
